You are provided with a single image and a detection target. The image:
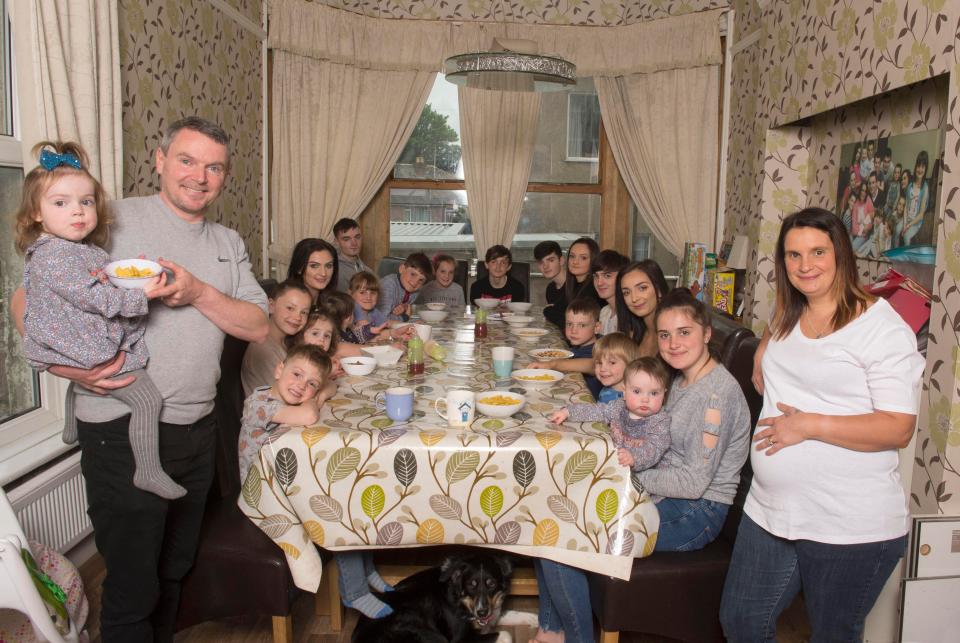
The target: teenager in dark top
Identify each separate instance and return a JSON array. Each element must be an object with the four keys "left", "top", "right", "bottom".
[
  {"left": 534, "top": 240, "right": 566, "bottom": 310},
  {"left": 469, "top": 244, "right": 526, "bottom": 303},
  {"left": 544, "top": 237, "right": 605, "bottom": 327}
]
